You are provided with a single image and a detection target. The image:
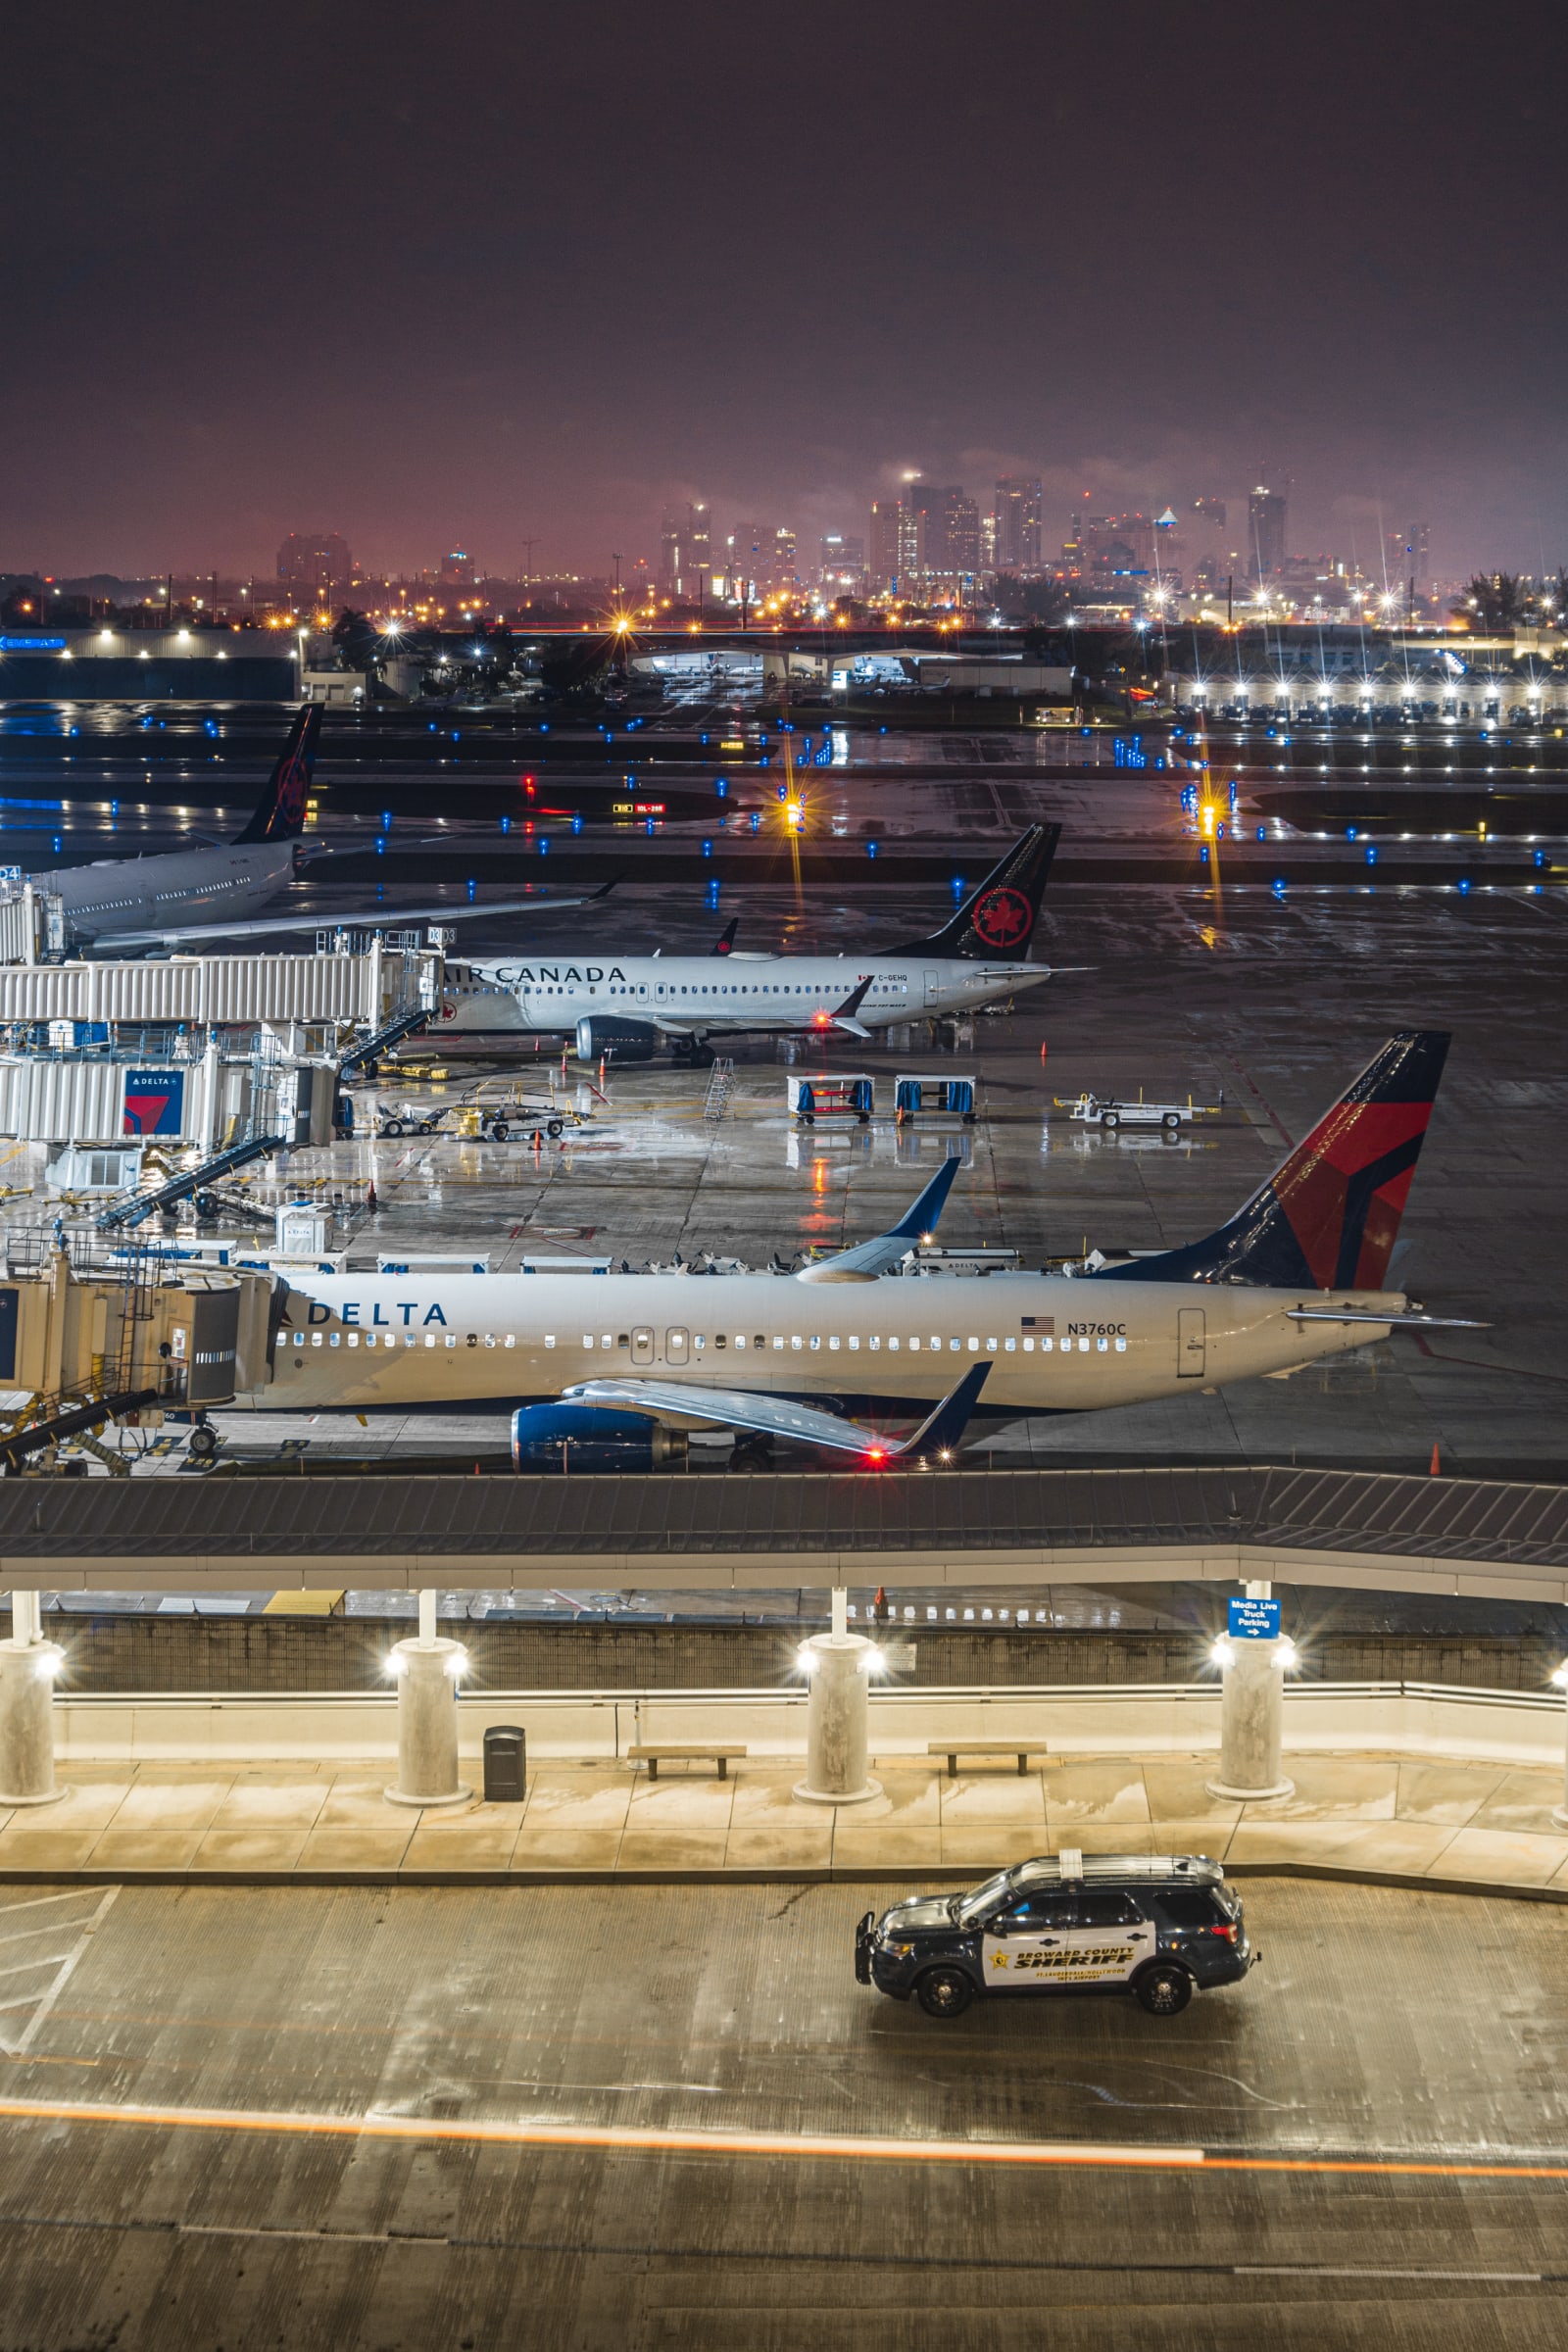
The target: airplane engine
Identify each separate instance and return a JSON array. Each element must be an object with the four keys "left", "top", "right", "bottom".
[
  {"left": 574, "top": 1016, "right": 660, "bottom": 1064},
  {"left": 510, "top": 1402, "right": 687, "bottom": 1472}
]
